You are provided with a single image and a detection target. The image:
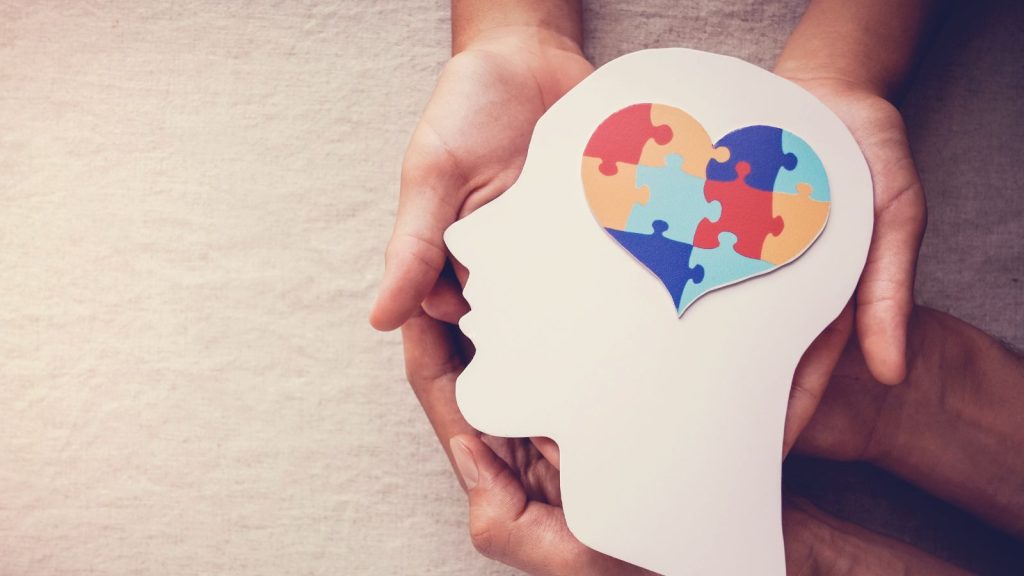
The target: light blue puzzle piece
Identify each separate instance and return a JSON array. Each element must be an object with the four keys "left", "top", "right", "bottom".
[
  {"left": 678, "top": 232, "right": 773, "bottom": 313},
  {"left": 627, "top": 154, "right": 721, "bottom": 244},
  {"left": 774, "top": 131, "right": 830, "bottom": 202}
]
